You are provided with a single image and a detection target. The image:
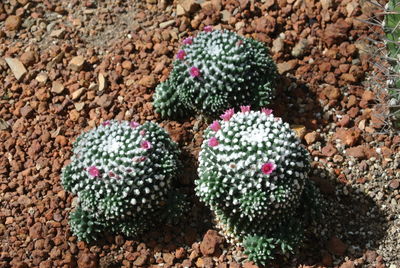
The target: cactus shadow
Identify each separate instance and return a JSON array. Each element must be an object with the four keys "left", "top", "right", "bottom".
[{"left": 278, "top": 165, "right": 389, "bottom": 267}]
